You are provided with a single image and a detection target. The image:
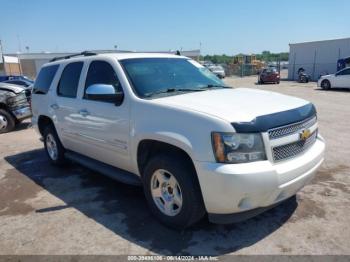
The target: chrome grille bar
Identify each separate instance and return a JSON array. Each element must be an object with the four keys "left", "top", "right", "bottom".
[
  {"left": 272, "top": 130, "right": 317, "bottom": 162},
  {"left": 268, "top": 116, "right": 317, "bottom": 140}
]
